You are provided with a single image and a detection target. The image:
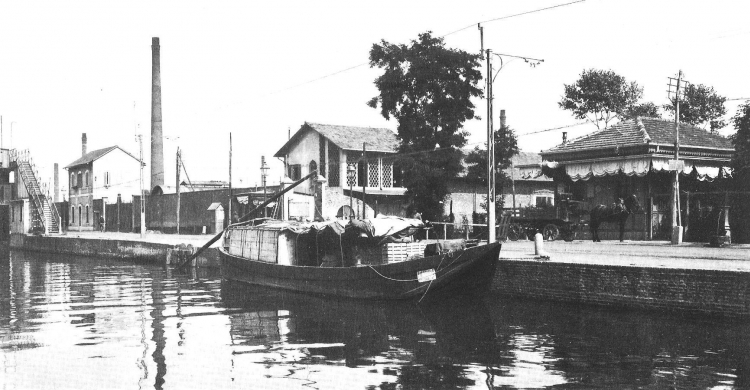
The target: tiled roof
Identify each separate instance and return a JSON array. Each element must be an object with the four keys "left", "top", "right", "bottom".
[
  {"left": 64, "top": 146, "right": 141, "bottom": 169},
  {"left": 275, "top": 122, "right": 399, "bottom": 157},
  {"left": 544, "top": 117, "right": 733, "bottom": 154}
]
